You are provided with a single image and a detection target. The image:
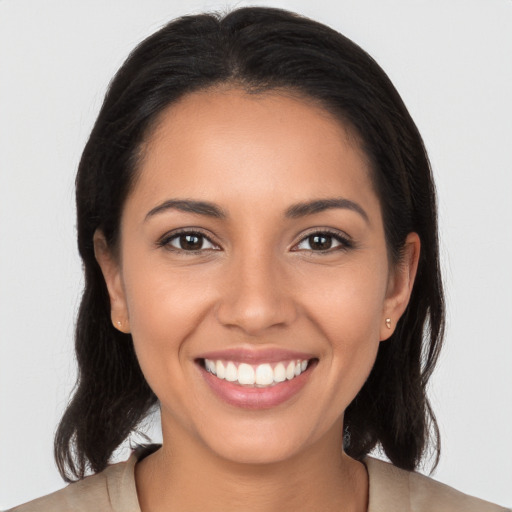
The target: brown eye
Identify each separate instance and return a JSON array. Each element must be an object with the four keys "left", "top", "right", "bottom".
[
  {"left": 161, "top": 231, "right": 219, "bottom": 252},
  {"left": 179, "top": 234, "right": 203, "bottom": 250},
  {"left": 294, "top": 231, "right": 351, "bottom": 252},
  {"left": 308, "top": 234, "right": 333, "bottom": 250}
]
